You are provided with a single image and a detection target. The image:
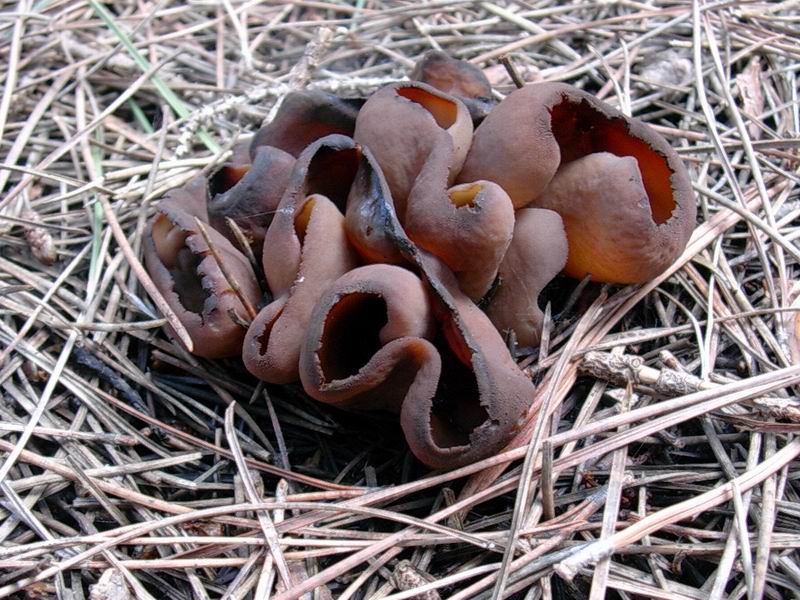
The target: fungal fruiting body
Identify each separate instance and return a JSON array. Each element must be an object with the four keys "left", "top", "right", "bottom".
[
  {"left": 250, "top": 90, "right": 362, "bottom": 159},
  {"left": 353, "top": 81, "right": 472, "bottom": 218},
  {"left": 300, "top": 260, "right": 536, "bottom": 469},
  {"left": 143, "top": 54, "right": 696, "bottom": 469},
  {"left": 459, "top": 82, "right": 695, "bottom": 283},
  {"left": 485, "top": 208, "right": 568, "bottom": 347},
  {"left": 411, "top": 50, "right": 496, "bottom": 124},
  {"left": 242, "top": 137, "right": 361, "bottom": 384},
  {"left": 405, "top": 153, "right": 515, "bottom": 301},
  {"left": 143, "top": 202, "right": 260, "bottom": 359}
]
